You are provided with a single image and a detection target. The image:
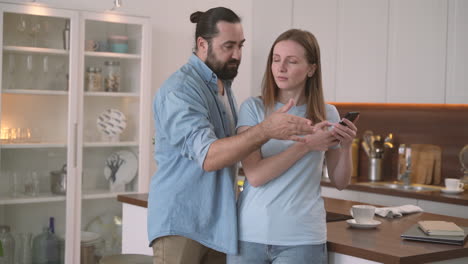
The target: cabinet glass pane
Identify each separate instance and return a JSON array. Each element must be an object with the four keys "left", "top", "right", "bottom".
[
  {"left": 1, "top": 10, "right": 70, "bottom": 264},
  {"left": 81, "top": 18, "right": 143, "bottom": 259}
]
